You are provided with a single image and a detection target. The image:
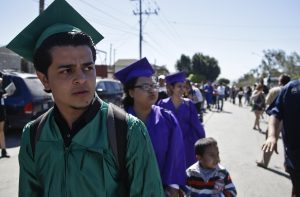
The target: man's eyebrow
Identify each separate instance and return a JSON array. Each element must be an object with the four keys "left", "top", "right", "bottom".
[
  {"left": 58, "top": 62, "right": 94, "bottom": 68},
  {"left": 82, "top": 62, "right": 94, "bottom": 66}
]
